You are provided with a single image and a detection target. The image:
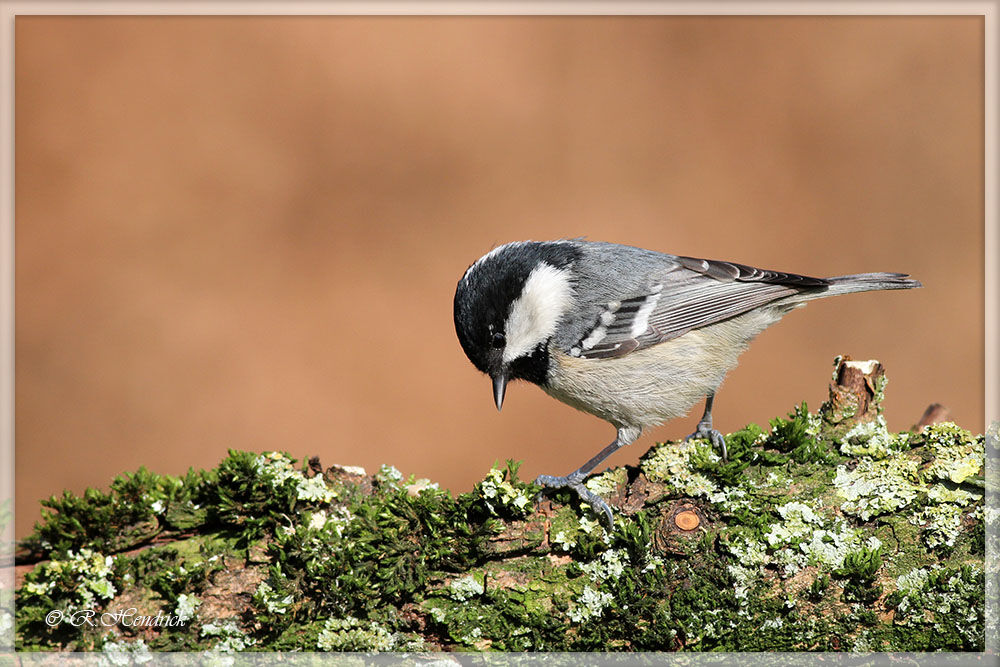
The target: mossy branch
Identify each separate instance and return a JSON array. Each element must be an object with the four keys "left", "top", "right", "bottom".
[{"left": 12, "top": 357, "right": 992, "bottom": 653}]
